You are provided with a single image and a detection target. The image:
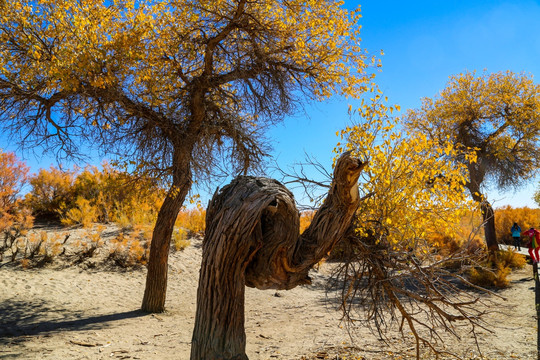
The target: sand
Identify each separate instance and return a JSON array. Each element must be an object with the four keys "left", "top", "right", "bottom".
[{"left": 0, "top": 224, "right": 538, "bottom": 359}]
